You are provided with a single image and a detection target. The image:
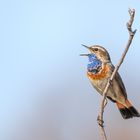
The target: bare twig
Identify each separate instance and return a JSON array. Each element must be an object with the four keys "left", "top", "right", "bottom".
[{"left": 97, "top": 9, "right": 137, "bottom": 140}]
